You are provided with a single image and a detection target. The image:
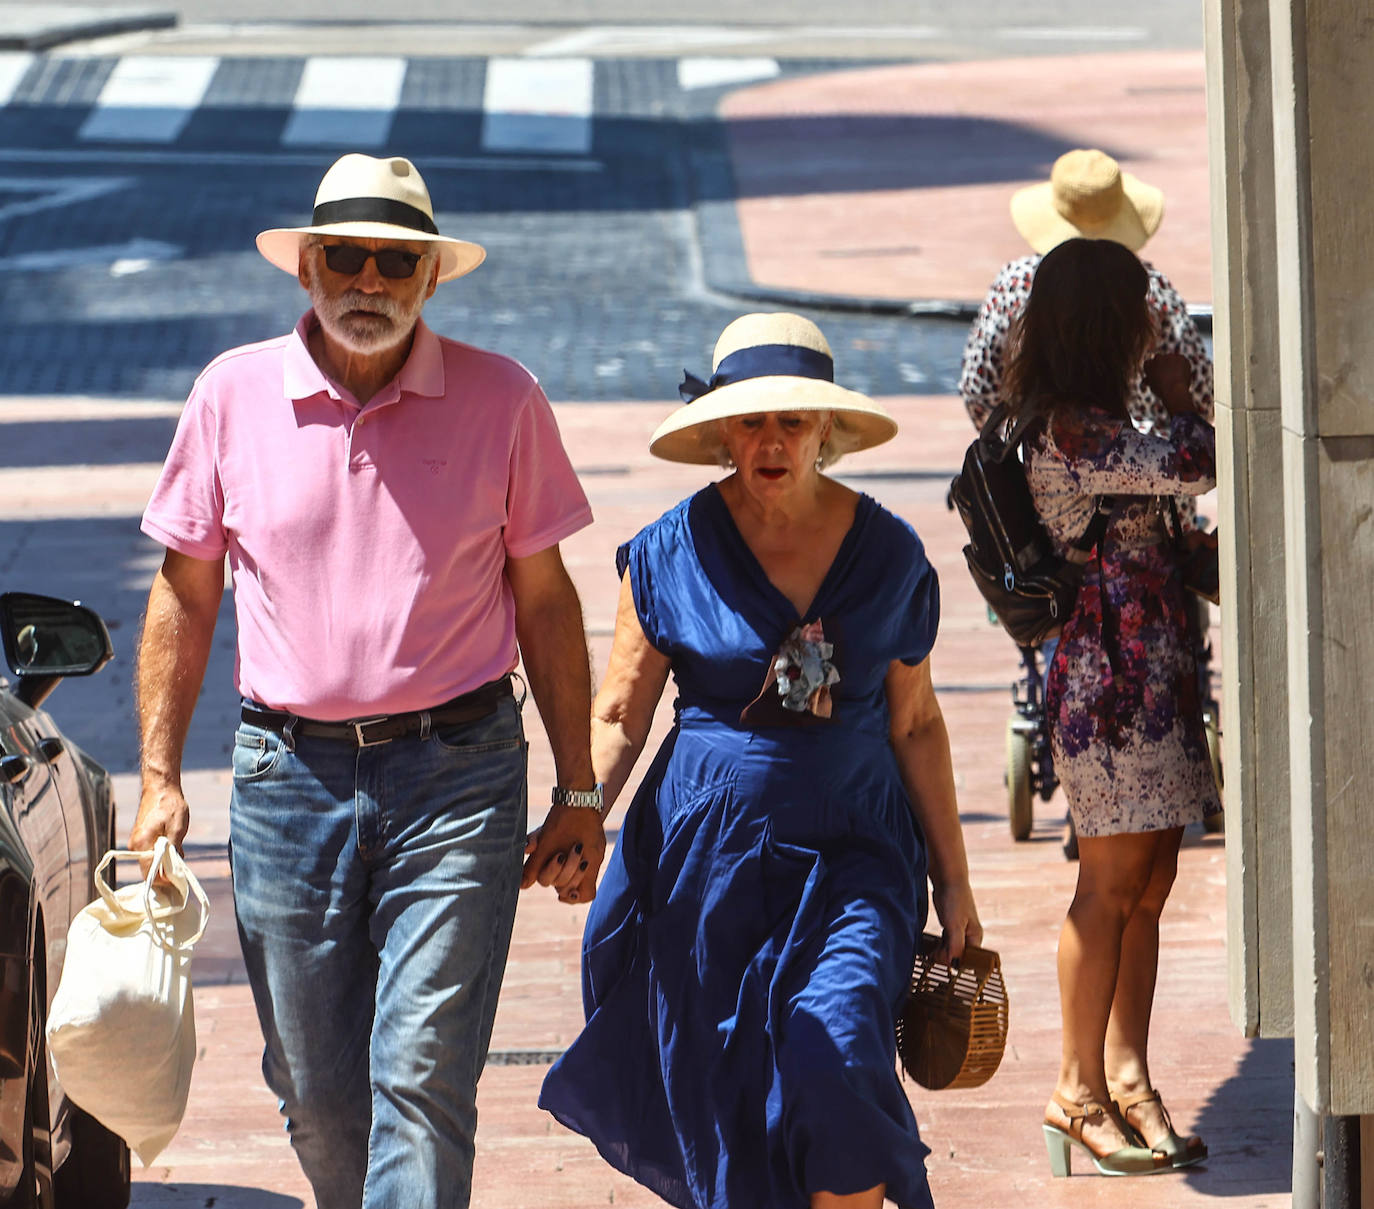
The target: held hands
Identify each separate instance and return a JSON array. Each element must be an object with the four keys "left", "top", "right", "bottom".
[
  {"left": 1142, "top": 352, "right": 1195, "bottom": 417},
  {"left": 929, "top": 879, "right": 984, "bottom": 967},
  {"left": 521, "top": 803, "right": 607, "bottom": 905}
]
